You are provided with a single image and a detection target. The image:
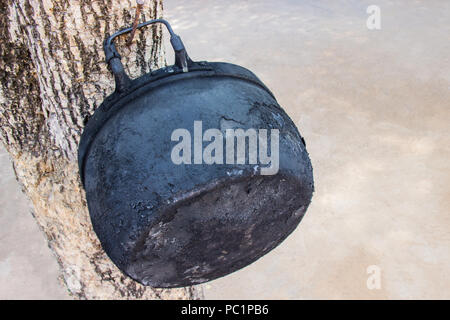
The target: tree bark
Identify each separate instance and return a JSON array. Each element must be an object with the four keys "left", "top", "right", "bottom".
[{"left": 0, "top": 0, "right": 202, "bottom": 299}]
